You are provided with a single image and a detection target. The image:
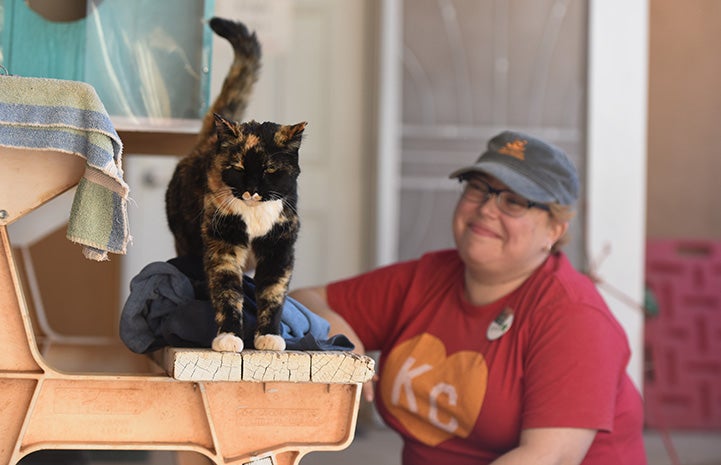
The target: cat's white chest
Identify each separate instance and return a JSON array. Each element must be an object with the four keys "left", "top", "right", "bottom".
[{"left": 236, "top": 199, "right": 284, "bottom": 238}]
